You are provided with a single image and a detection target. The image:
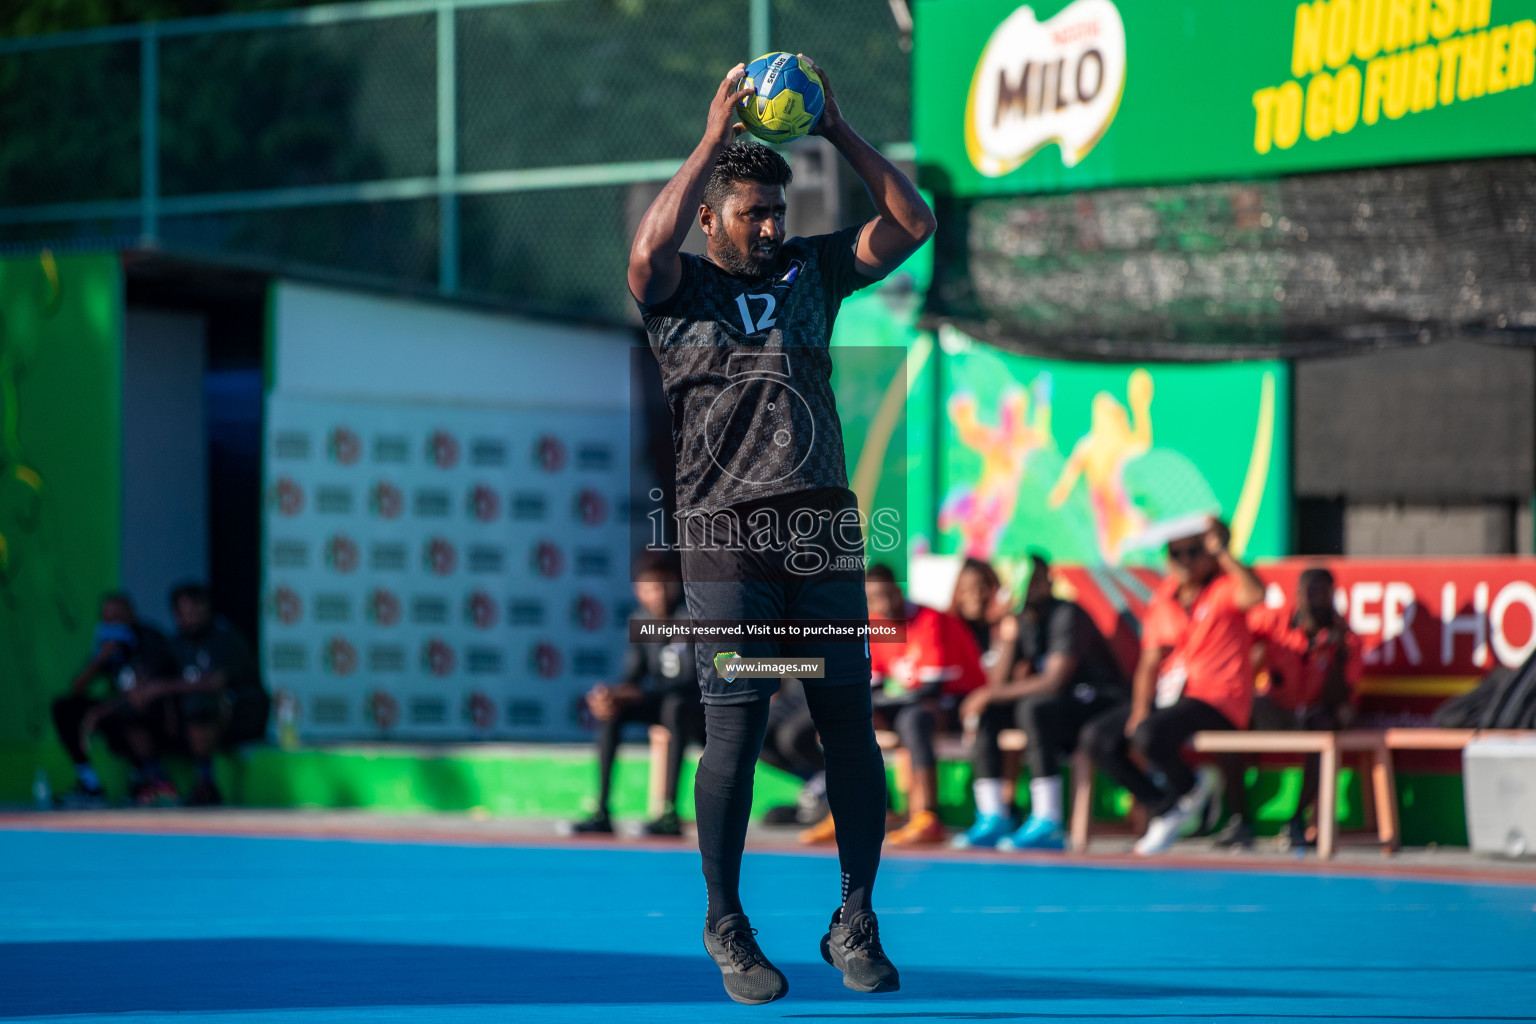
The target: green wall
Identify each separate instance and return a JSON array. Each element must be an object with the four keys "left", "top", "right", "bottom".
[{"left": 0, "top": 252, "right": 122, "bottom": 746}]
